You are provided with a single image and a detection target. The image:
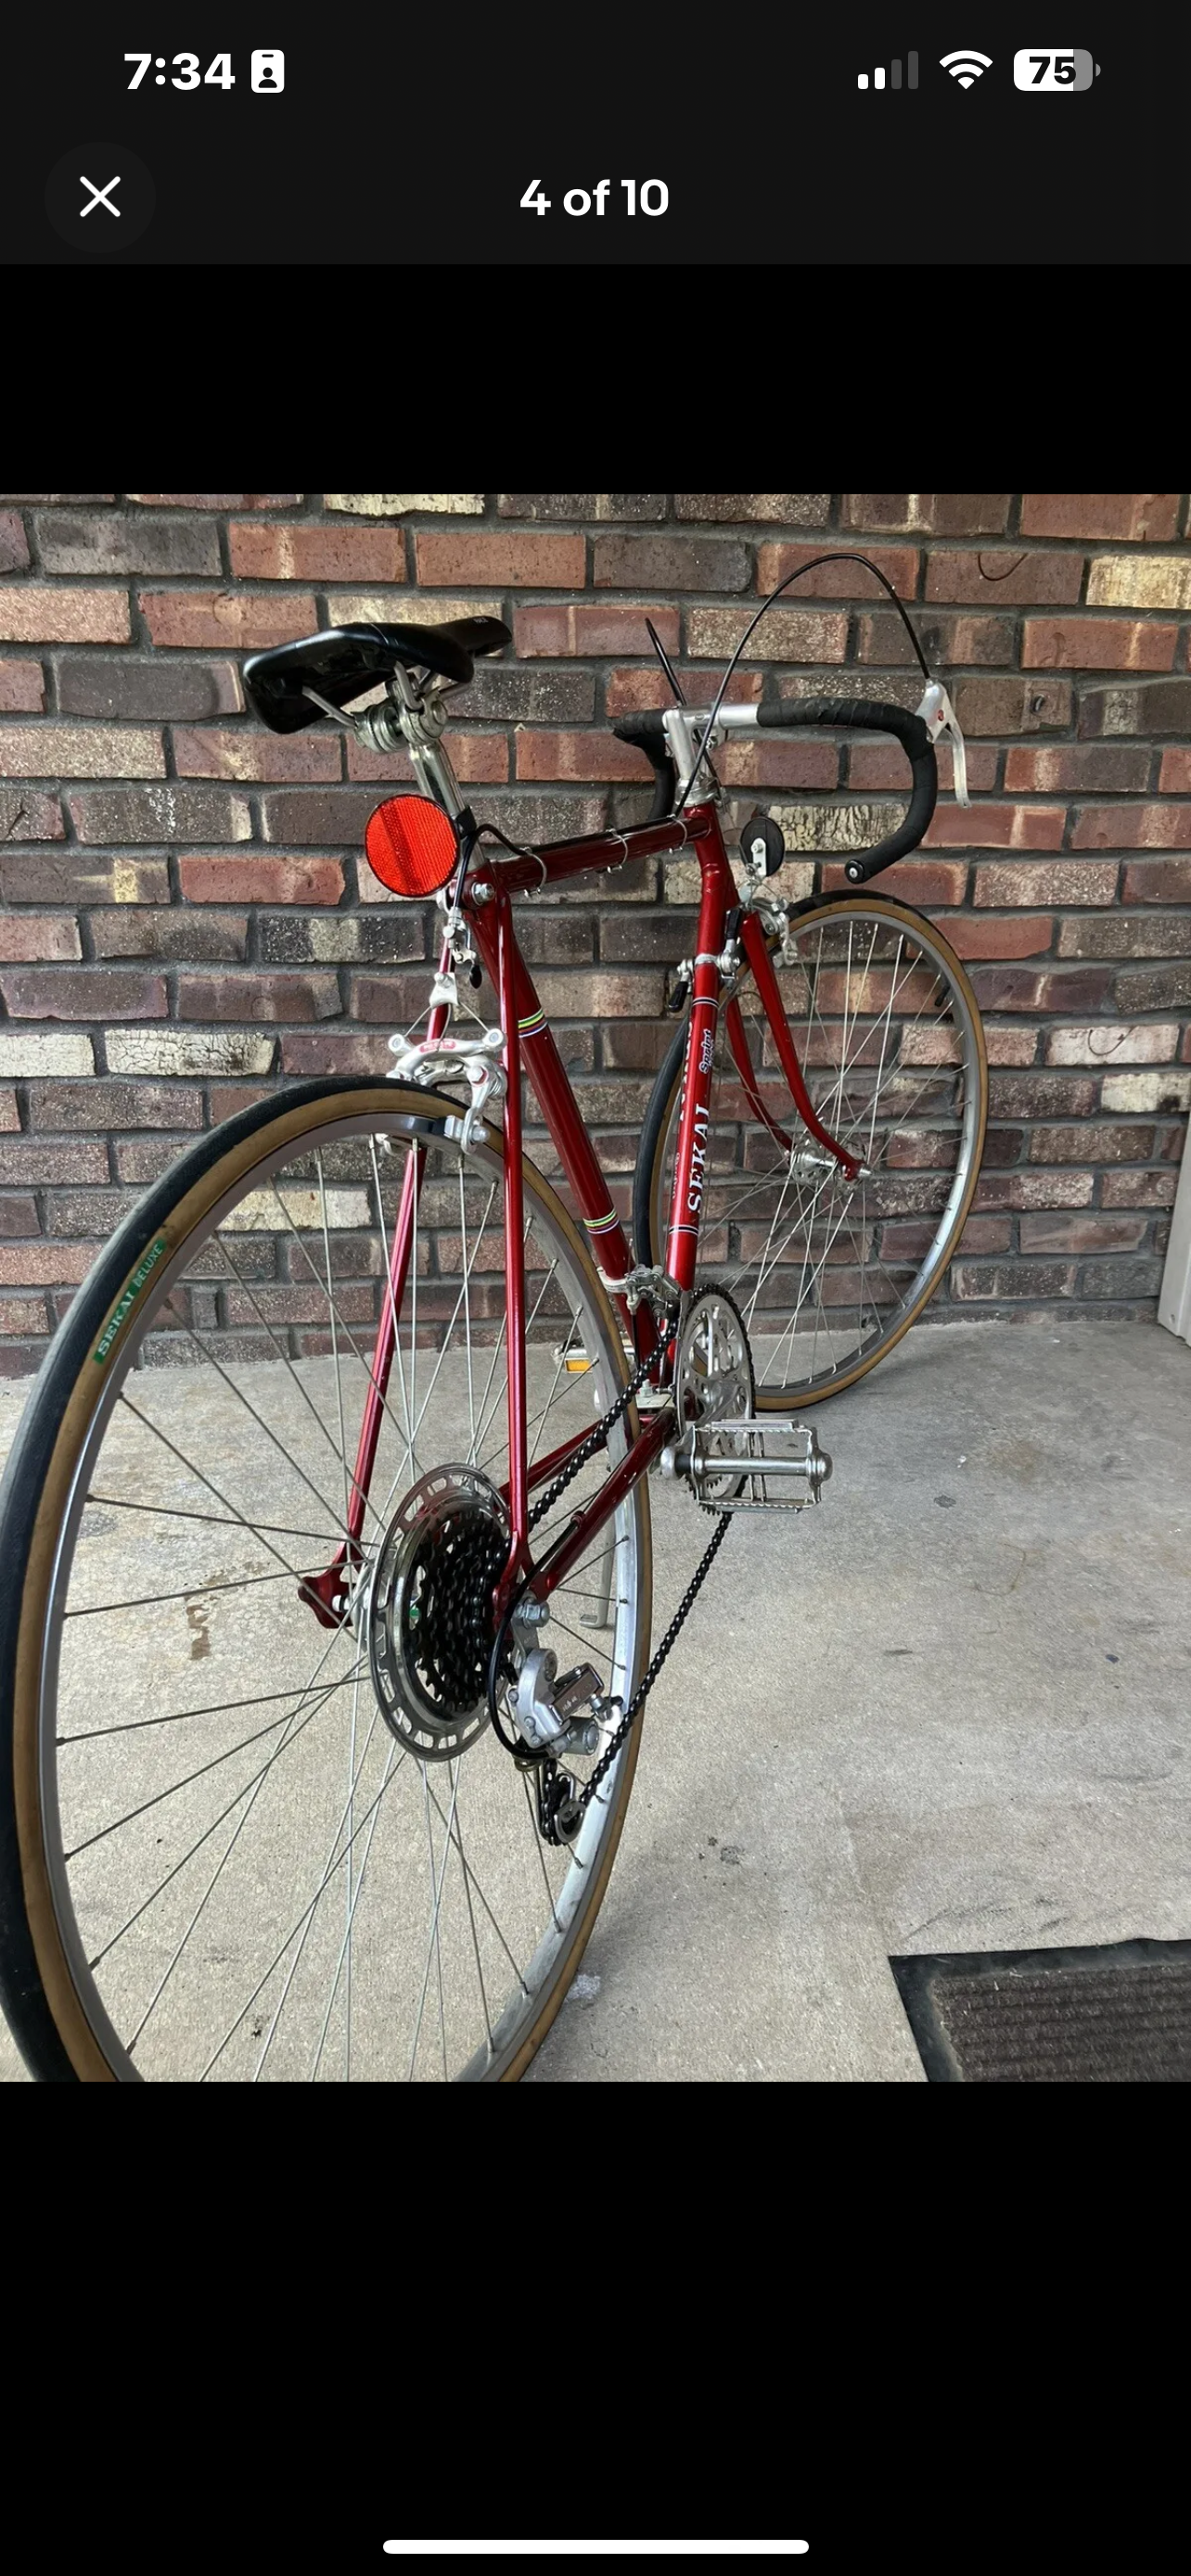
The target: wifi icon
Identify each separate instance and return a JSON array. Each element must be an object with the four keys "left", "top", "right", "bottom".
[{"left": 941, "top": 48, "right": 992, "bottom": 86}]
